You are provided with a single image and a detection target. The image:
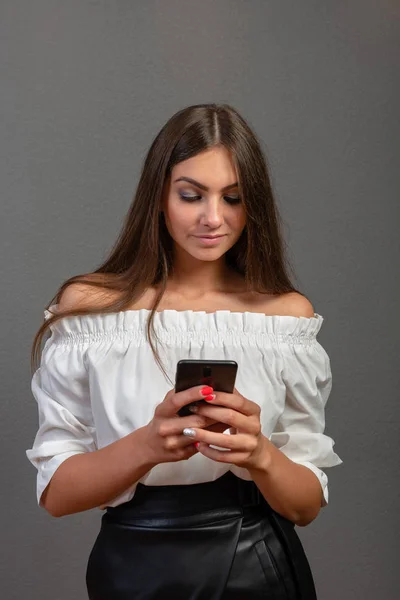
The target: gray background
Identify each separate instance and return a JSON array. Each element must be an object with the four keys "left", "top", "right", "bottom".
[{"left": 2, "top": 1, "right": 399, "bottom": 598}]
